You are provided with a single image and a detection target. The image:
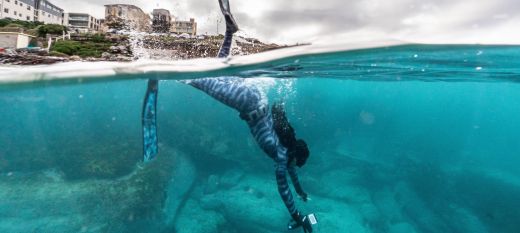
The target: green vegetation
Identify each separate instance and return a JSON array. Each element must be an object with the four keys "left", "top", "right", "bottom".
[
  {"left": 4, "top": 23, "right": 24, "bottom": 28},
  {"left": 0, "top": 19, "right": 66, "bottom": 37},
  {"left": 51, "top": 40, "right": 114, "bottom": 58},
  {"left": 0, "top": 18, "right": 43, "bottom": 29},
  {"left": 91, "top": 33, "right": 109, "bottom": 43},
  {"left": 37, "top": 24, "right": 68, "bottom": 37}
]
